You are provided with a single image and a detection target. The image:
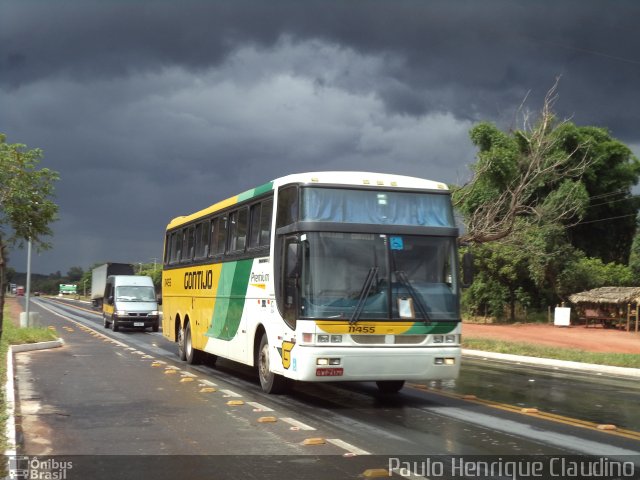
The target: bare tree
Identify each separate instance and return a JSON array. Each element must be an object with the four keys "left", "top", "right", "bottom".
[{"left": 454, "top": 79, "right": 592, "bottom": 244}]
